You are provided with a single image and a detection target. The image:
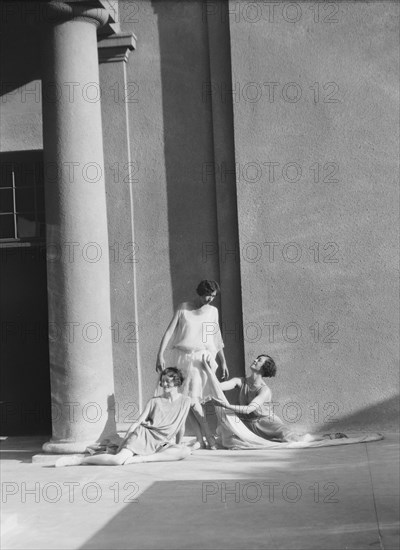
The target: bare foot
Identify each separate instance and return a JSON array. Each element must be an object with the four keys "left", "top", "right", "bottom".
[
  {"left": 323, "top": 433, "right": 348, "bottom": 440},
  {"left": 188, "top": 441, "right": 202, "bottom": 451},
  {"left": 194, "top": 437, "right": 207, "bottom": 449},
  {"left": 123, "top": 455, "right": 145, "bottom": 465},
  {"left": 55, "top": 455, "right": 85, "bottom": 468},
  {"left": 205, "top": 435, "right": 218, "bottom": 450}
]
